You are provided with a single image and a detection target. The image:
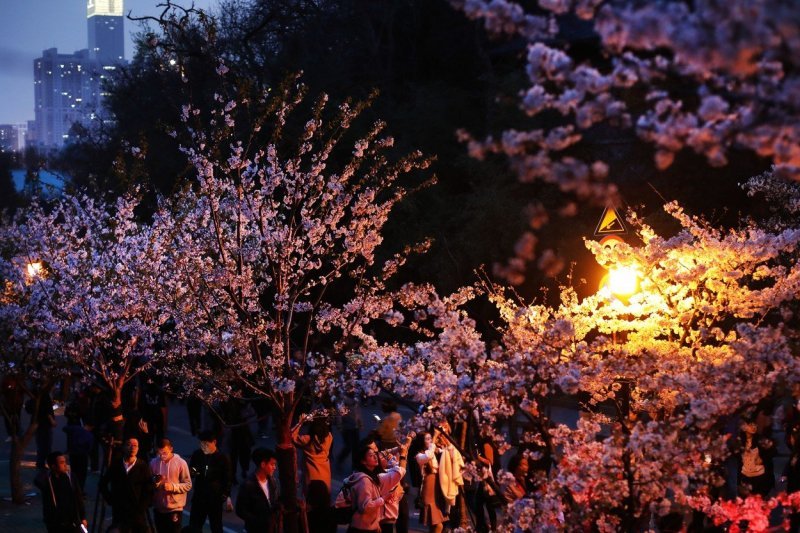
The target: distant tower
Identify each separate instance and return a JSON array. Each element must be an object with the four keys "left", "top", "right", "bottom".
[
  {"left": 31, "top": 1, "right": 126, "bottom": 149},
  {"left": 87, "top": 0, "right": 124, "bottom": 63}
]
